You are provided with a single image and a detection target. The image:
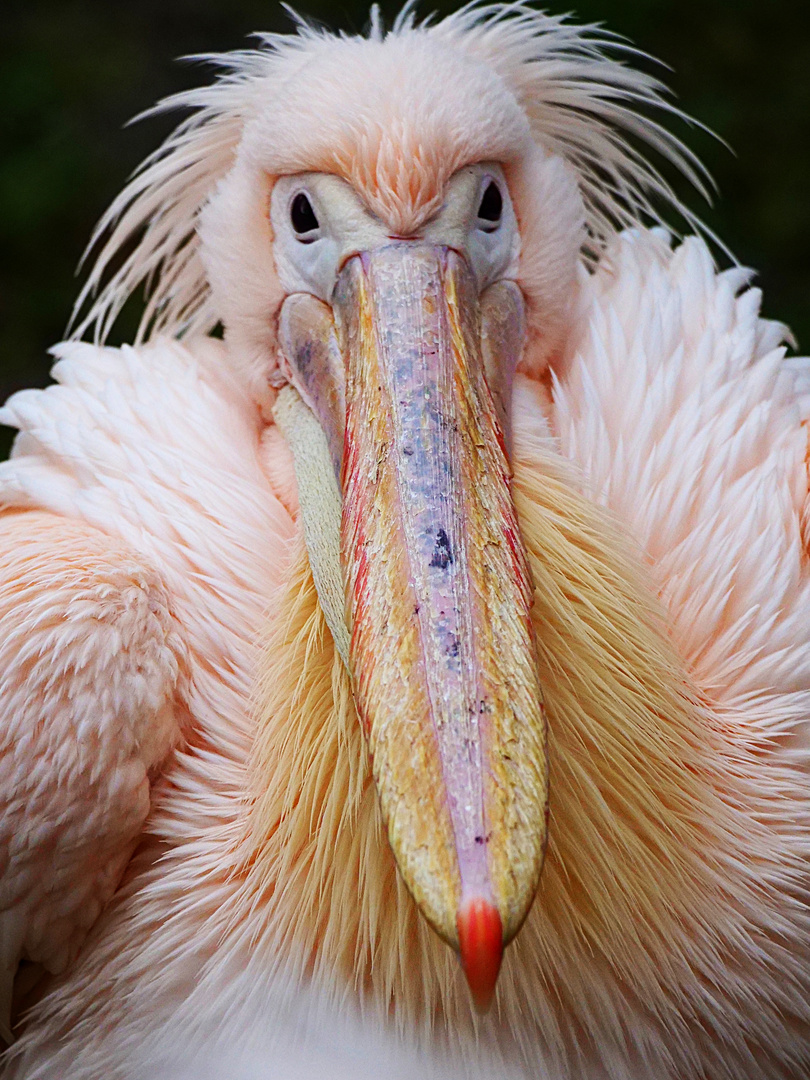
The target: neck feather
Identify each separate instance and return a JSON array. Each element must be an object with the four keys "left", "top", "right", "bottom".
[{"left": 239, "top": 439, "right": 748, "bottom": 1066}]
